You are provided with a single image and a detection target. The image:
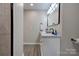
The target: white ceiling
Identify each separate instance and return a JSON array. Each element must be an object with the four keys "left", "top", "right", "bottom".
[{"left": 24, "top": 3, "right": 51, "bottom": 11}]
